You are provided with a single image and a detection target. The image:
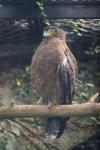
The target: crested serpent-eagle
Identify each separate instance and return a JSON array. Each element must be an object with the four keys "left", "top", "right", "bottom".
[{"left": 31, "top": 26, "right": 78, "bottom": 140}]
